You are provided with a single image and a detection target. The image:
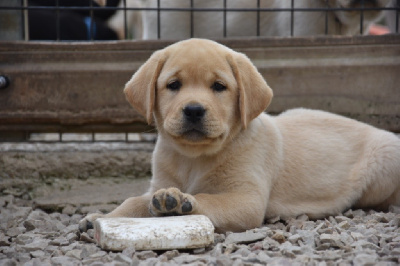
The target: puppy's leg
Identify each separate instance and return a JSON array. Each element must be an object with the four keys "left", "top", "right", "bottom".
[
  {"left": 150, "top": 187, "right": 265, "bottom": 233},
  {"left": 354, "top": 132, "right": 400, "bottom": 209},
  {"left": 79, "top": 194, "right": 152, "bottom": 232}
]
